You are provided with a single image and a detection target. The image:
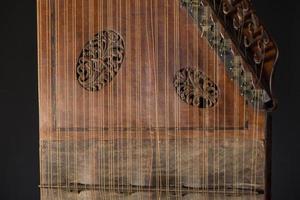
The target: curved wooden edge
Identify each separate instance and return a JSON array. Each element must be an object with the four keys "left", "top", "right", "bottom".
[
  {"left": 201, "top": 0, "right": 279, "bottom": 111},
  {"left": 266, "top": 33, "right": 279, "bottom": 111},
  {"left": 251, "top": 9, "right": 279, "bottom": 111}
]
